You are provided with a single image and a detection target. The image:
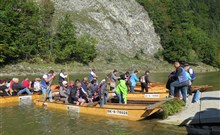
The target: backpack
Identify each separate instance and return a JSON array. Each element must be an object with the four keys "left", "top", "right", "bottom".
[{"left": 140, "top": 75, "right": 146, "bottom": 83}]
